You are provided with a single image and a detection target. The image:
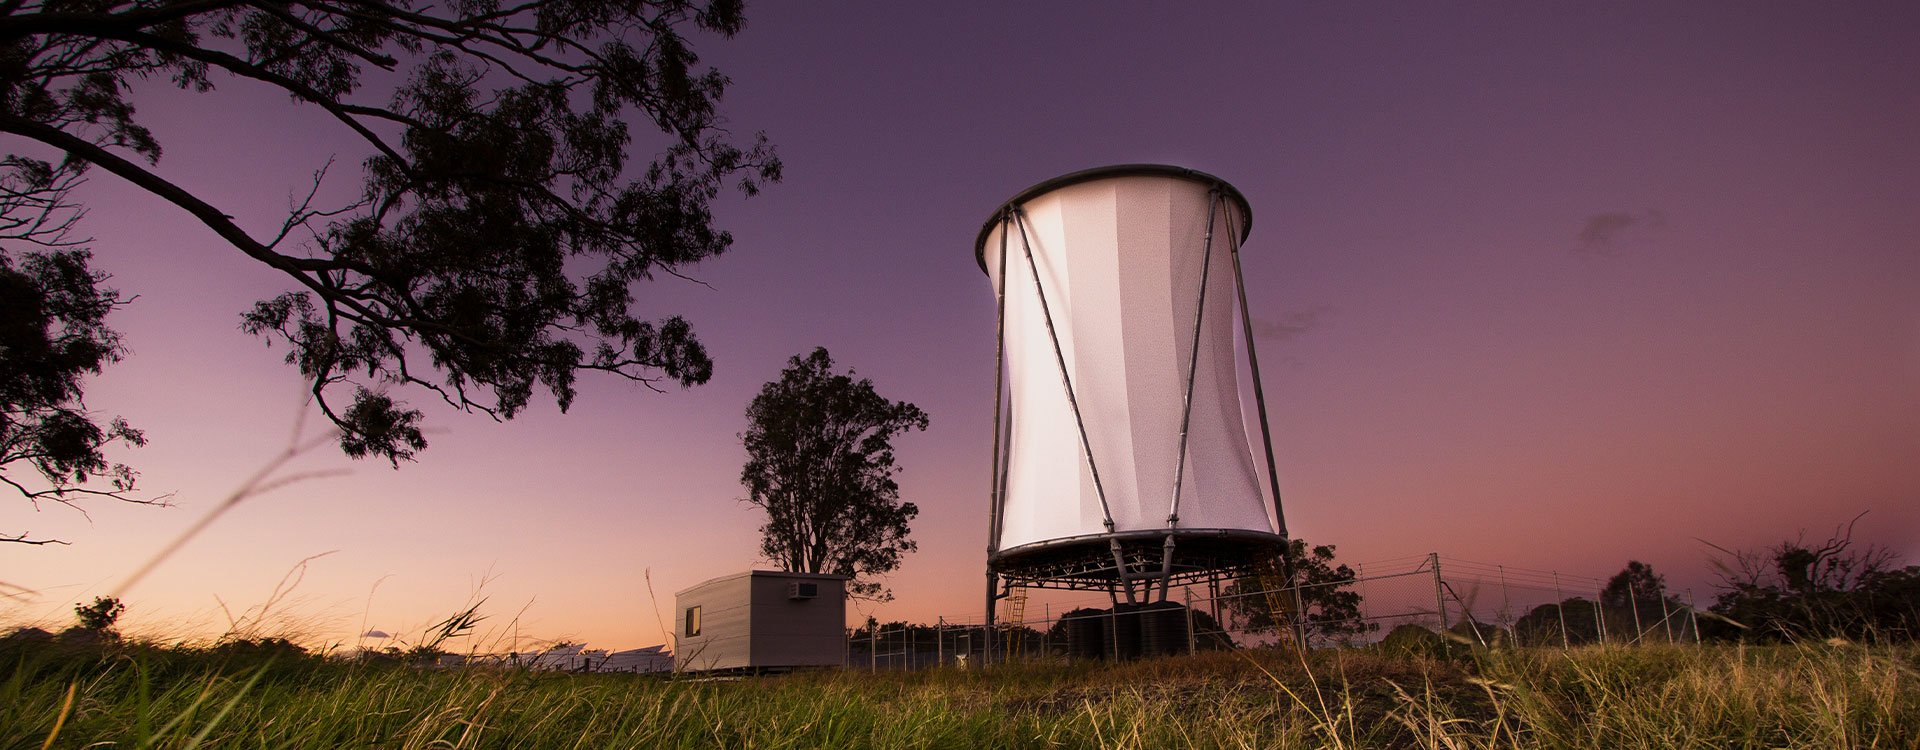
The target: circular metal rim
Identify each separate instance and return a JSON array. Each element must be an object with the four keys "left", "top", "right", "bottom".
[
  {"left": 990, "top": 527, "right": 1285, "bottom": 568},
  {"left": 972, "top": 164, "right": 1254, "bottom": 274}
]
